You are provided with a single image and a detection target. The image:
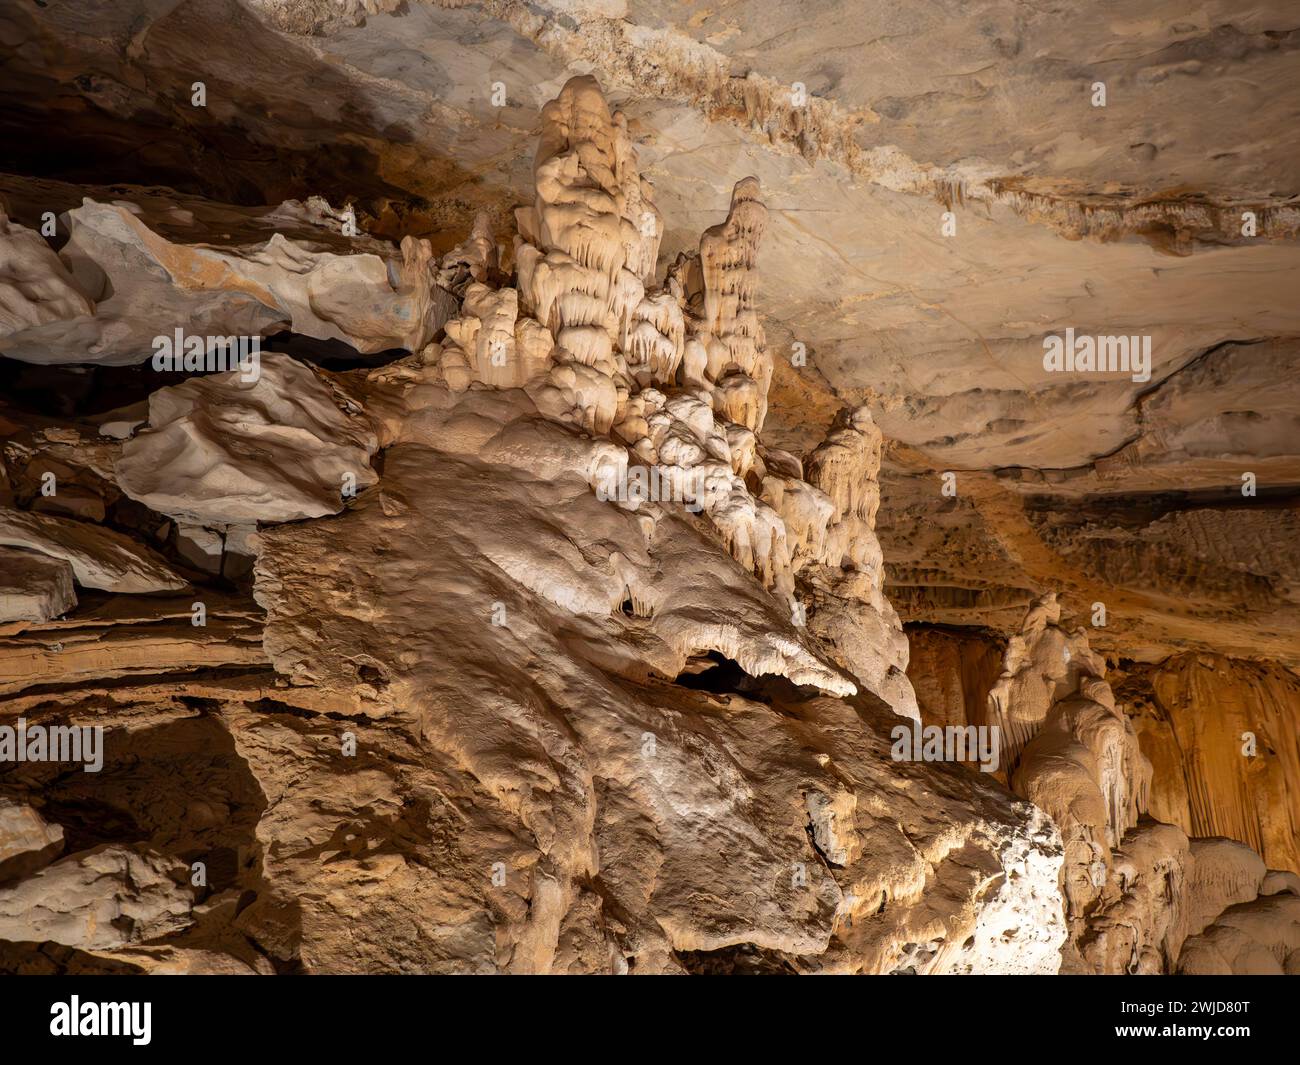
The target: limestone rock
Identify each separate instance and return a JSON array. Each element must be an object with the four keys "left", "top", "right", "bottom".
[
  {"left": 987, "top": 594, "right": 1151, "bottom": 924},
  {"left": 0, "top": 209, "right": 93, "bottom": 337},
  {"left": 0, "top": 200, "right": 286, "bottom": 367},
  {"left": 116, "top": 353, "right": 380, "bottom": 526},
  {"left": 801, "top": 407, "right": 918, "bottom": 718},
  {"left": 1120, "top": 654, "right": 1300, "bottom": 877},
  {"left": 0, "top": 506, "right": 186, "bottom": 594},
  {"left": 0, "top": 845, "right": 193, "bottom": 951},
  {"left": 0, "top": 546, "right": 76, "bottom": 622},
  {"left": 0, "top": 14, "right": 1296, "bottom": 979},
  {"left": 0, "top": 801, "right": 64, "bottom": 883},
  {"left": 1178, "top": 892, "right": 1300, "bottom": 975},
  {"left": 0, "top": 200, "right": 457, "bottom": 366}
]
